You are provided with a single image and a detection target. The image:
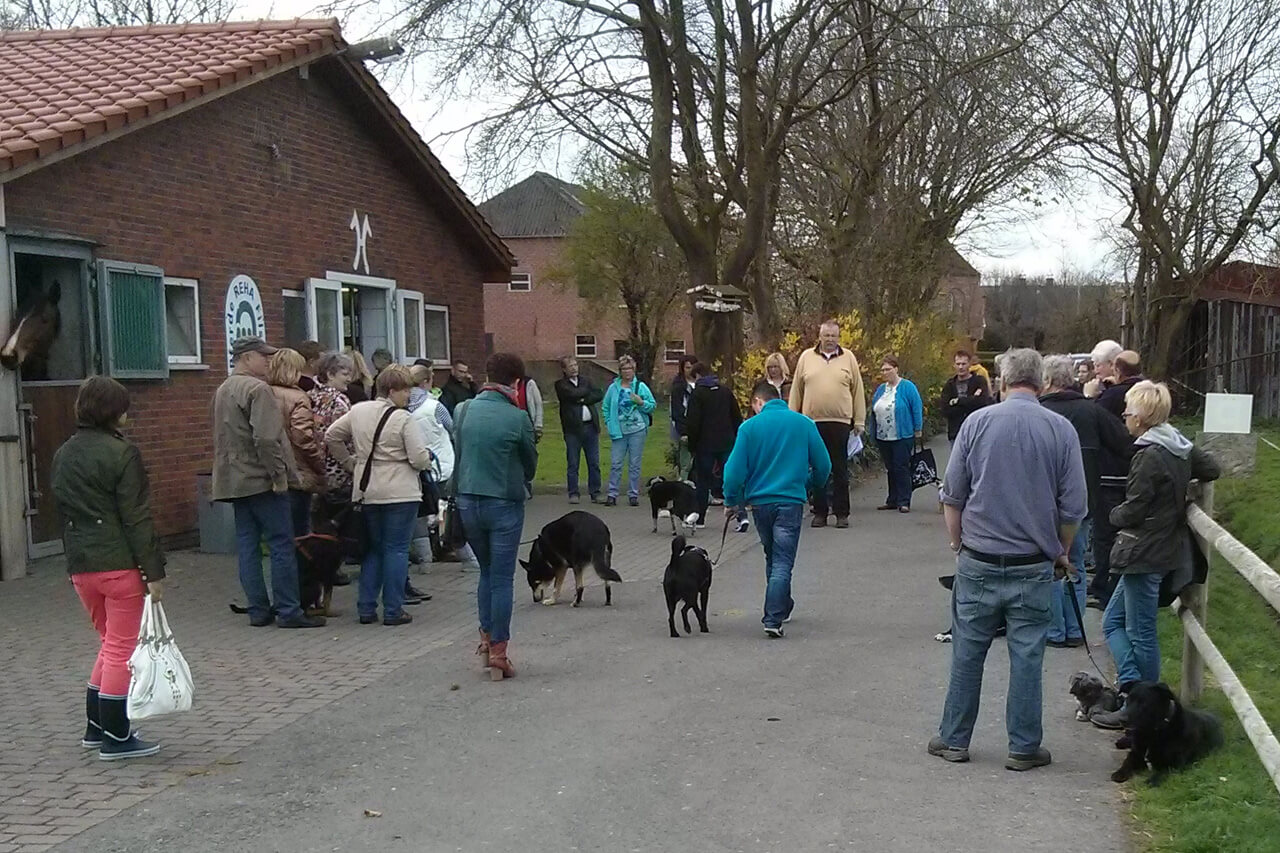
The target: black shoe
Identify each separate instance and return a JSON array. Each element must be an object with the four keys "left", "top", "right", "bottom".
[
  {"left": 590, "top": 494, "right": 601, "bottom": 504},
  {"left": 604, "top": 496, "right": 617, "bottom": 507},
  {"left": 835, "top": 516, "right": 849, "bottom": 529},
  {"left": 1006, "top": 747, "right": 1052, "bottom": 771},
  {"left": 1086, "top": 596, "right": 1106, "bottom": 611},
  {"left": 811, "top": 515, "right": 828, "bottom": 528},
  {"left": 384, "top": 613, "right": 413, "bottom": 626},
  {"left": 249, "top": 613, "right": 275, "bottom": 627},
  {"left": 359, "top": 613, "right": 378, "bottom": 624},
  {"left": 927, "top": 736, "right": 970, "bottom": 763},
  {"left": 1091, "top": 707, "right": 1127, "bottom": 730},
  {"left": 405, "top": 582, "right": 429, "bottom": 599},
  {"left": 629, "top": 497, "right": 639, "bottom": 507},
  {"left": 404, "top": 596, "right": 424, "bottom": 606},
  {"left": 333, "top": 571, "right": 352, "bottom": 587},
  {"left": 97, "top": 696, "right": 159, "bottom": 762},
  {"left": 278, "top": 614, "right": 326, "bottom": 628}
]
